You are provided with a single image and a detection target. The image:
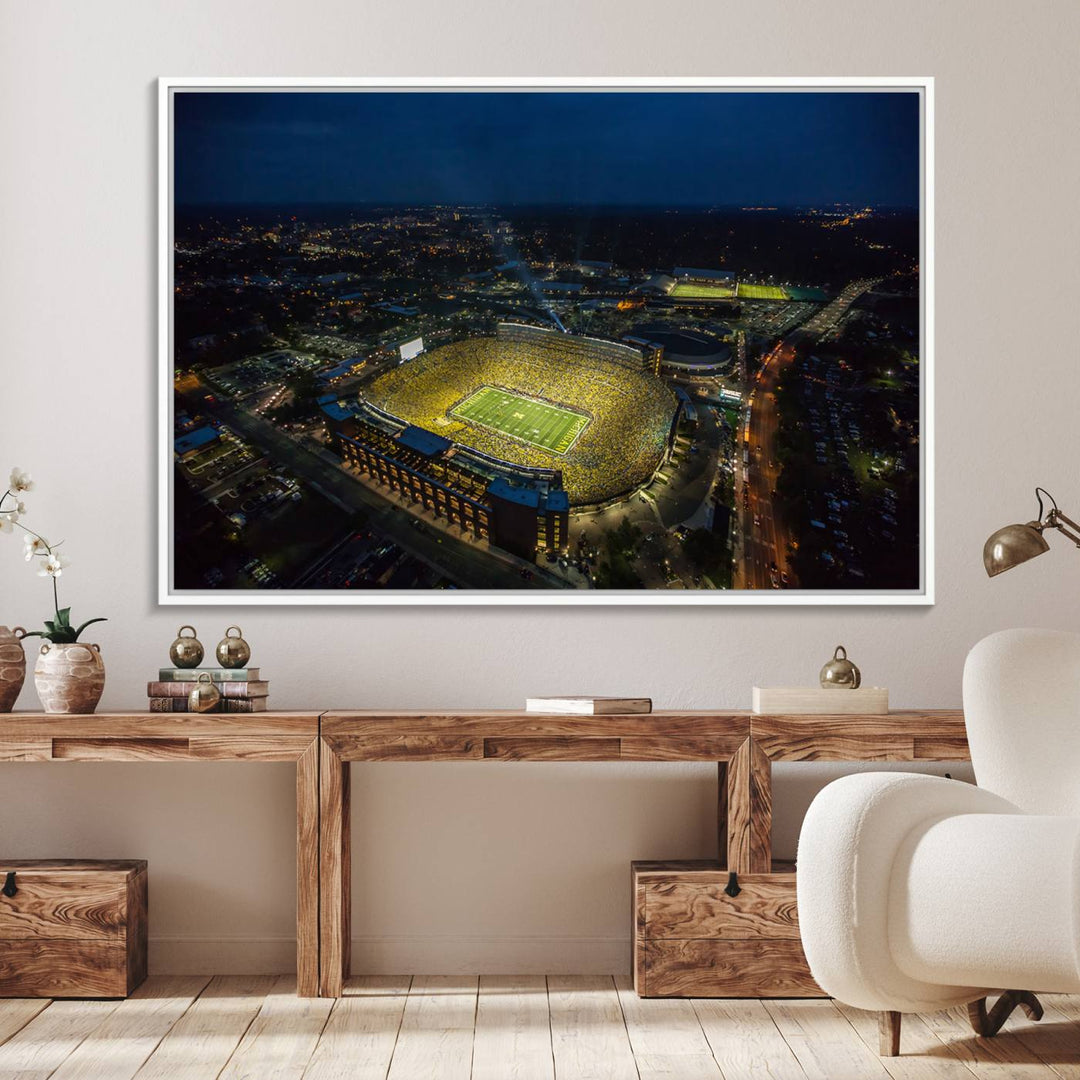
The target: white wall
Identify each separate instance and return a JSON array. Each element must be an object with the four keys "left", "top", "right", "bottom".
[{"left": 2, "top": 0, "right": 1079, "bottom": 974}]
